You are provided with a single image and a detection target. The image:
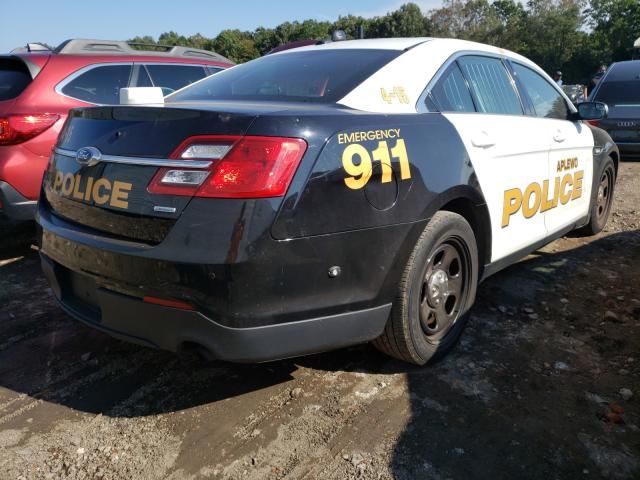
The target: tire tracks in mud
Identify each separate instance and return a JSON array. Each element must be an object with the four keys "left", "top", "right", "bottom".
[{"left": 208, "top": 364, "right": 407, "bottom": 480}]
